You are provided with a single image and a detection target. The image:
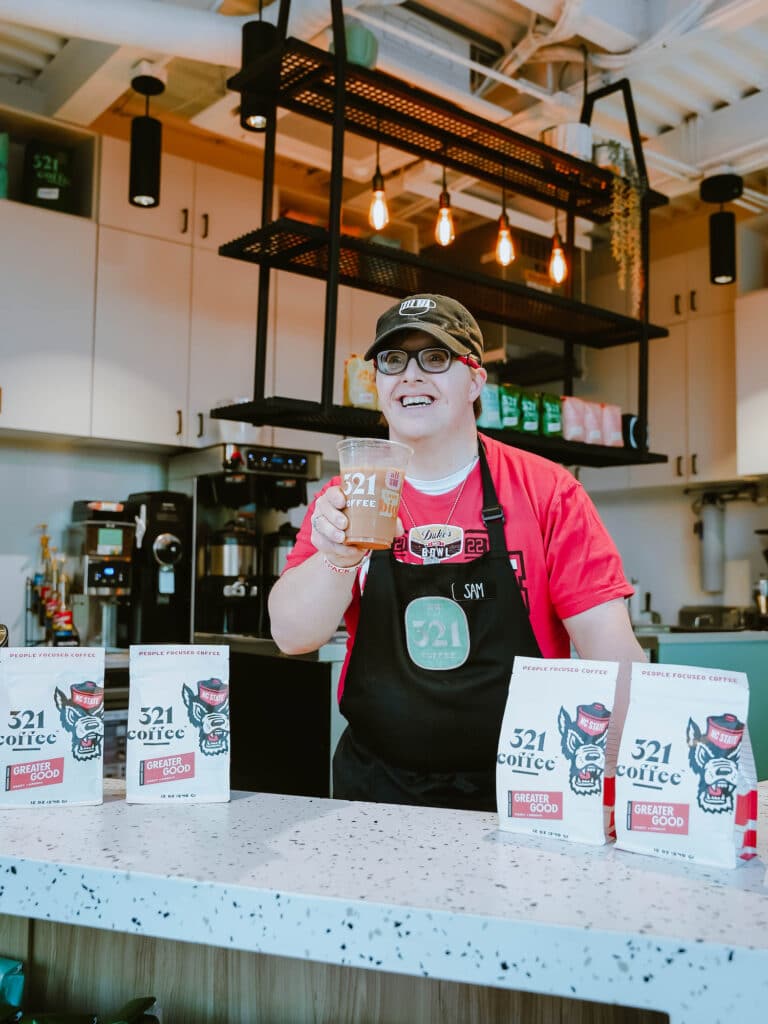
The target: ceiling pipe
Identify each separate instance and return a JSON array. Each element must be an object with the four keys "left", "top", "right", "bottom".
[{"left": 0, "top": 0, "right": 368, "bottom": 67}]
